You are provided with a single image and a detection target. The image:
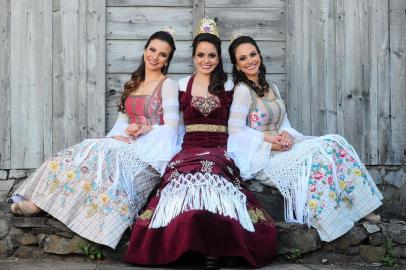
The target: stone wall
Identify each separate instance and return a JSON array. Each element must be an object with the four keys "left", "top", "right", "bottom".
[{"left": 1, "top": 166, "right": 406, "bottom": 265}]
